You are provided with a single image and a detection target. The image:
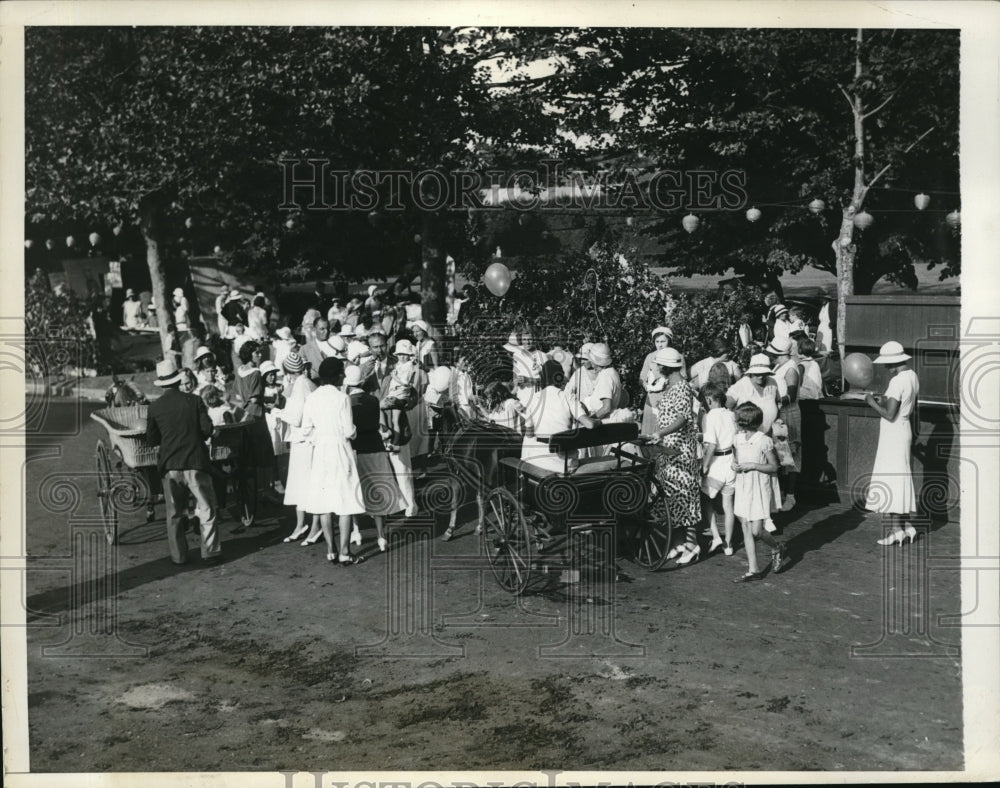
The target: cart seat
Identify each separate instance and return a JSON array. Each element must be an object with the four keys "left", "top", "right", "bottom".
[{"left": 500, "top": 454, "right": 631, "bottom": 480}]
